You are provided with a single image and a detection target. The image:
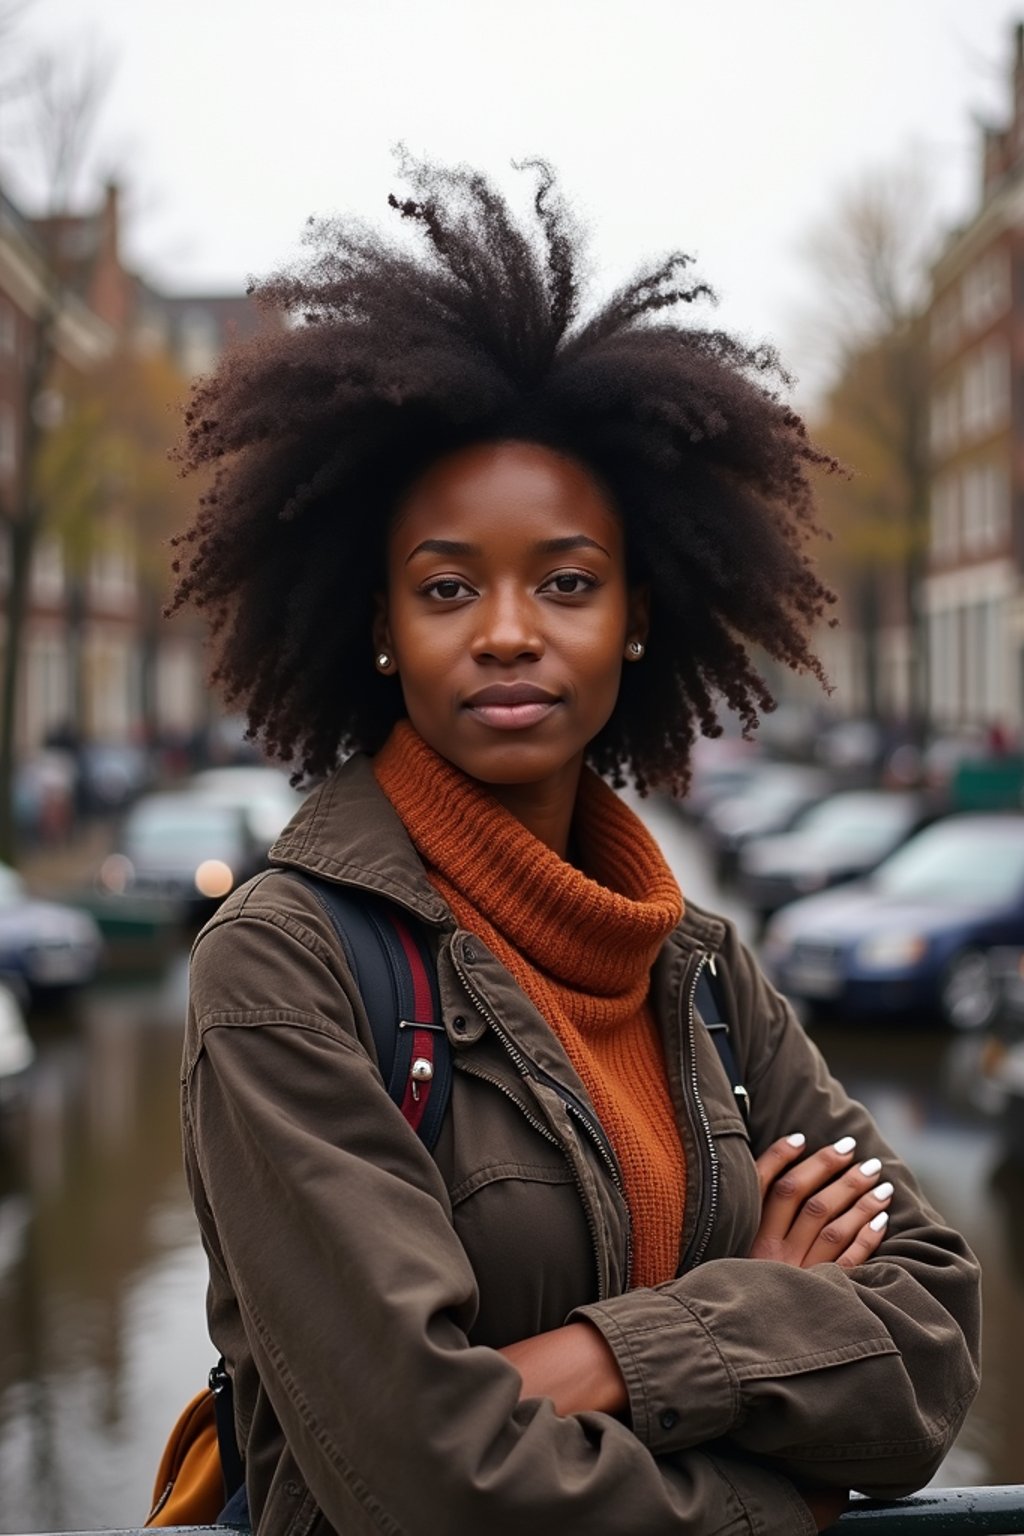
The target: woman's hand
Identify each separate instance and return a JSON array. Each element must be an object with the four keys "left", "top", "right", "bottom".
[{"left": 749, "top": 1132, "right": 893, "bottom": 1269}]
